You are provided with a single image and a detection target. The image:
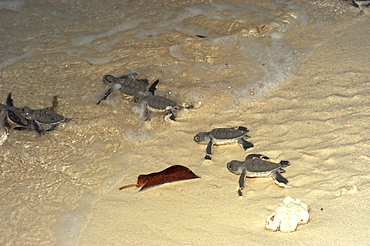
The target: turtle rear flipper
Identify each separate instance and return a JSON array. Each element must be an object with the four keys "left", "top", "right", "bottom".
[
  {"left": 238, "top": 169, "right": 248, "bottom": 196},
  {"left": 272, "top": 170, "right": 289, "bottom": 187},
  {"left": 279, "top": 160, "right": 290, "bottom": 168},
  {"left": 238, "top": 138, "right": 254, "bottom": 150},
  {"left": 64, "top": 118, "right": 72, "bottom": 123}
]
